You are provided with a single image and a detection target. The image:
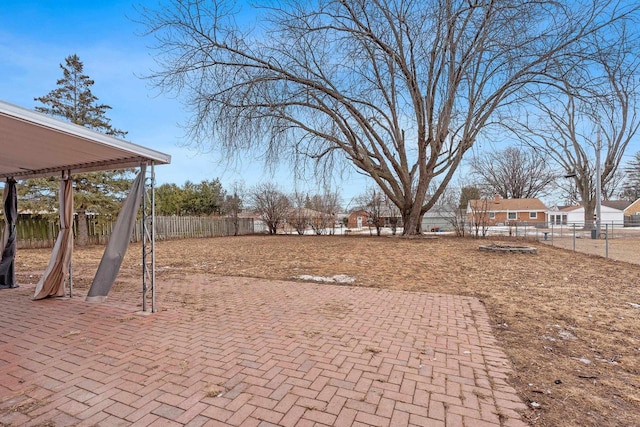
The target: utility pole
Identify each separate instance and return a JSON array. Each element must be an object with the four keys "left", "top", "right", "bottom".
[{"left": 595, "top": 129, "right": 602, "bottom": 238}]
